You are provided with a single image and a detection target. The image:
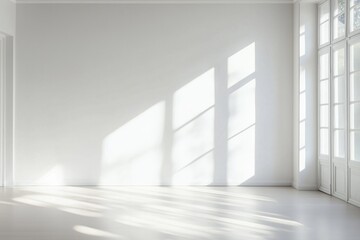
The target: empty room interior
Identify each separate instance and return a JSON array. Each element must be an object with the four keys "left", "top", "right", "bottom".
[{"left": 1, "top": 0, "right": 360, "bottom": 239}]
